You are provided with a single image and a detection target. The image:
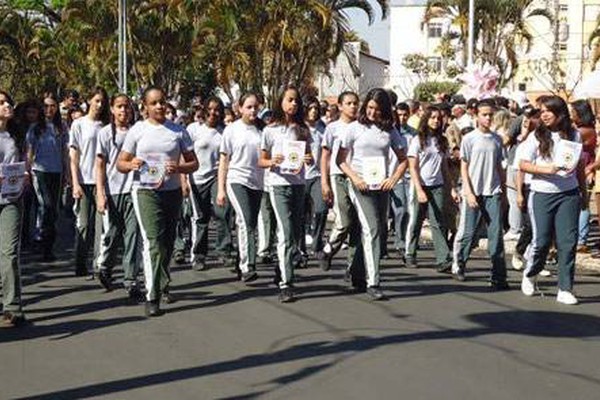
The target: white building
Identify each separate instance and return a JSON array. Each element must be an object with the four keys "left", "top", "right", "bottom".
[{"left": 315, "top": 42, "right": 390, "bottom": 101}]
